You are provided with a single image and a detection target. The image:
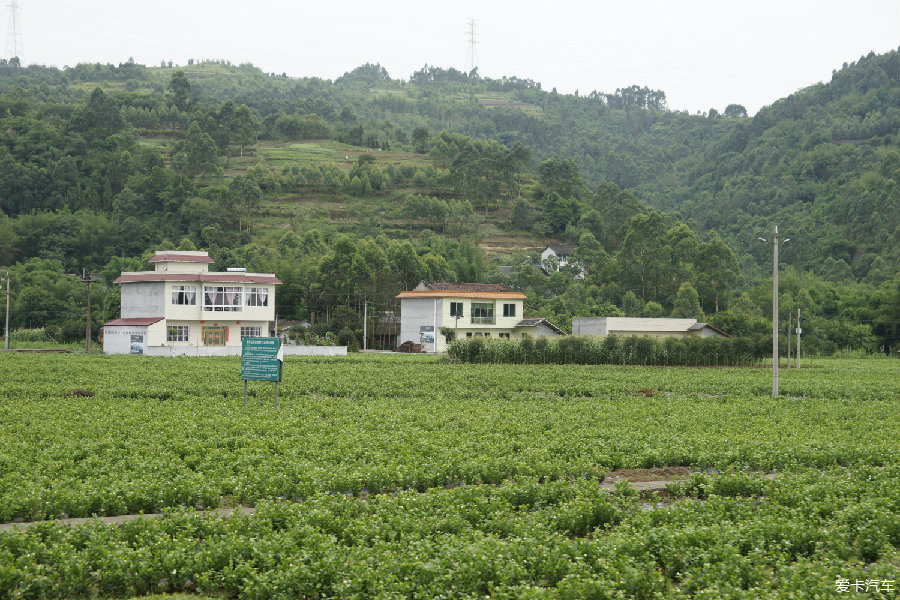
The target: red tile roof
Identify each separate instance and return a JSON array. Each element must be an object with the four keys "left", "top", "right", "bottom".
[
  {"left": 103, "top": 317, "right": 164, "bottom": 327},
  {"left": 148, "top": 253, "right": 215, "bottom": 263},
  {"left": 114, "top": 273, "right": 282, "bottom": 284}
]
